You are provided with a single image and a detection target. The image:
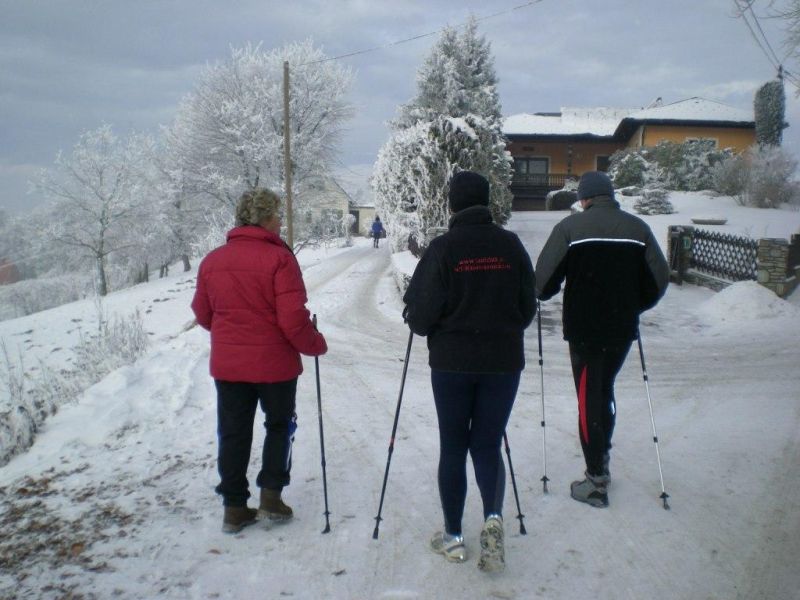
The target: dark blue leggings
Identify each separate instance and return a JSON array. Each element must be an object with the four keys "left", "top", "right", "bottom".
[{"left": 431, "top": 369, "right": 520, "bottom": 536}]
